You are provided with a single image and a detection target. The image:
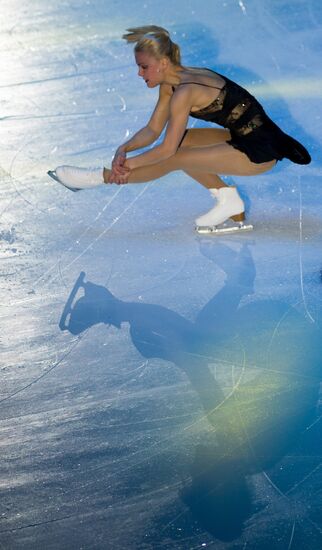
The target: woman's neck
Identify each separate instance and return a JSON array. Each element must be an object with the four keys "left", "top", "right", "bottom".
[{"left": 162, "top": 64, "right": 187, "bottom": 87}]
